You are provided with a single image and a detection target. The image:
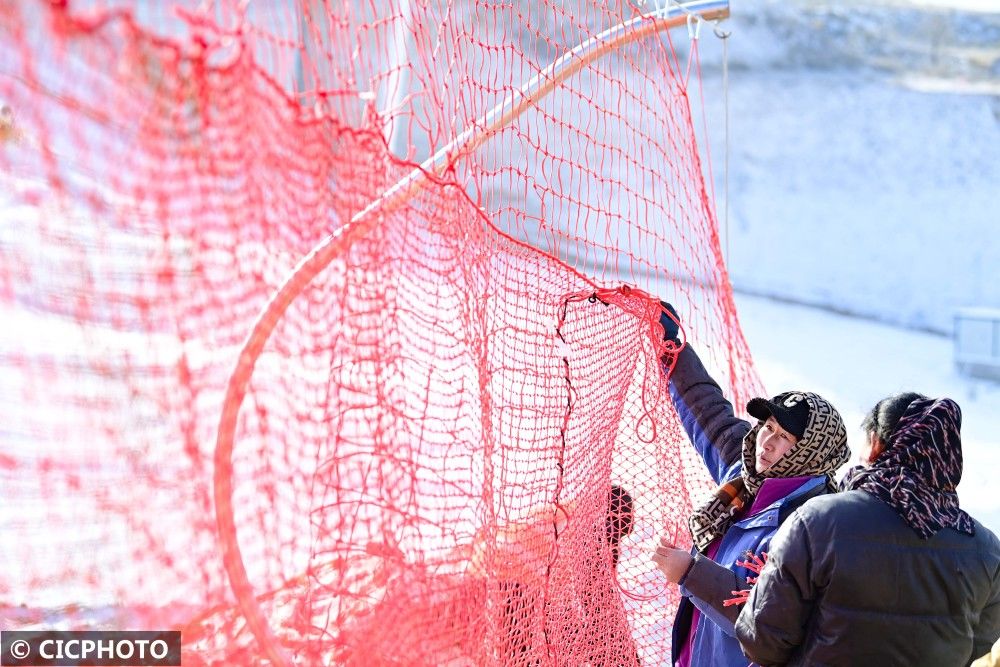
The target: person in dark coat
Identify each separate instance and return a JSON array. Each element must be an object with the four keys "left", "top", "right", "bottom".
[
  {"left": 650, "top": 303, "right": 851, "bottom": 667},
  {"left": 491, "top": 484, "right": 640, "bottom": 664},
  {"left": 735, "top": 392, "right": 1000, "bottom": 666}
]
